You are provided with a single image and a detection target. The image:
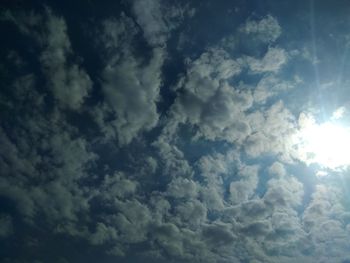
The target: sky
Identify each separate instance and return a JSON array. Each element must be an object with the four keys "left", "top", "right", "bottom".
[{"left": 1, "top": 0, "right": 350, "bottom": 262}]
